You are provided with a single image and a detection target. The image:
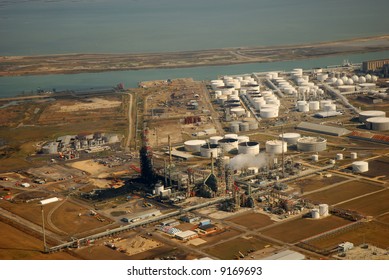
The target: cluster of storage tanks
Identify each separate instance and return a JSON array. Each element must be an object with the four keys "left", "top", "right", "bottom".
[
  {"left": 311, "top": 204, "right": 329, "bottom": 219},
  {"left": 295, "top": 99, "right": 336, "bottom": 113},
  {"left": 327, "top": 73, "right": 378, "bottom": 92},
  {"left": 359, "top": 110, "right": 389, "bottom": 131}
]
